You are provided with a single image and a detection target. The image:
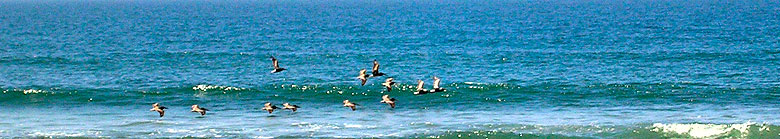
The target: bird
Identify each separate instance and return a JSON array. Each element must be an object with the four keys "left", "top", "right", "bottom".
[
  {"left": 191, "top": 104, "right": 209, "bottom": 116},
  {"left": 380, "top": 95, "right": 396, "bottom": 108},
  {"left": 282, "top": 103, "right": 300, "bottom": 112},
  {"left": 370, "top": 59, "right": 385, "bottom": 77},
  {"left": 381, "top": 78, "right": 396, "bottom": 91},
  {"left": 343, "top": 100, "right": 358, "bottom": 111},
  {"left": 431, "top": 76, "right": 446, "bottom": 92},
  {"left": 357, "top": 69, "right": 369, "bottom": 86},
  {"left": 262, "top": 102, "right": 279, "bottom": 114},
  {"left": 270, "top": 56, "right": 286, "bottom": 73},
  {"left": 150, "top": 103, "right": 167, "bottom": 117},
  {"left": 414, "top": 80, "right": 429, "bottom": 95}
]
